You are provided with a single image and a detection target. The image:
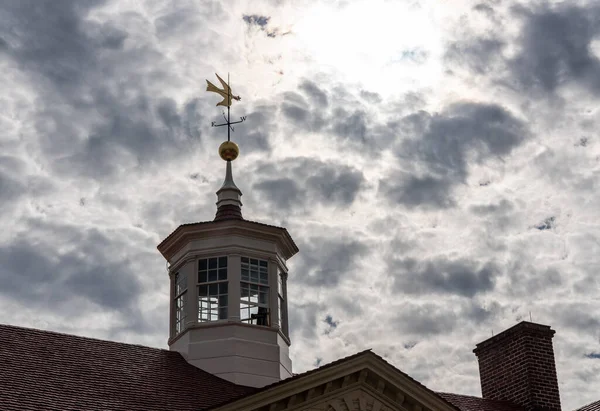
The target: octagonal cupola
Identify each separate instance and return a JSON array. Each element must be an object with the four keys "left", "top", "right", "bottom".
[{"left": 157, "top": 74, "right": 299, "bottom": 388}]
